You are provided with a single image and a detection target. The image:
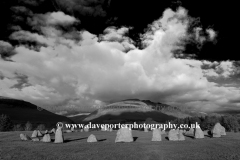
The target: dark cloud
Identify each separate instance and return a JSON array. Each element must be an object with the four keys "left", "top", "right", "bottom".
[
  {"left": 11, "top": 6, "right": 33, "bottom": 15},
  {"left": 0, "top": 41, "right": 16, "bottom": 60},
  {"left": 54, "top": 0, "right": 109, "bottom": 17},
  {"left": 18, "top": 0, "right": 46, "bottom": 6},
  {"left": 229, "top": 99, "right": 240, "bottom": 104},
  {"left": 10, "top": 73, "right": 31, "bottom": 90}
]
